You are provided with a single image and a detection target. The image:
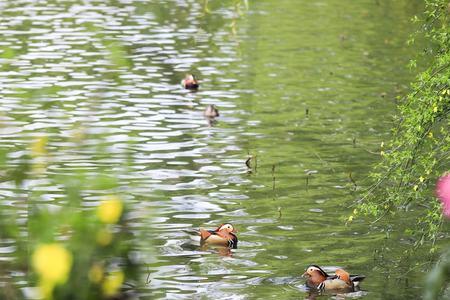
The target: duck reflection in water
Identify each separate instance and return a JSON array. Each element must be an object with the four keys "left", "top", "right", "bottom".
[
  {"left": 200, "top": 244, "right": 233, "bottom": 257},
  {"left": 203, "top": 104, "right": 219, "bottom": 126}
]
